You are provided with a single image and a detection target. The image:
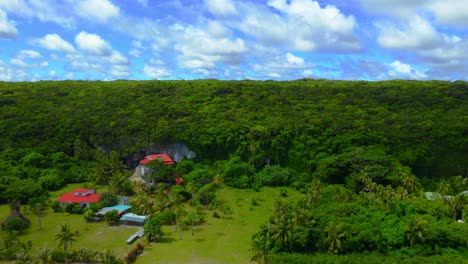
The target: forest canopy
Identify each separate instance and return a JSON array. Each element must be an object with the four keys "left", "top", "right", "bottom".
[{"left": 0, "top": 79, "right": 465, "bottom": 182}]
